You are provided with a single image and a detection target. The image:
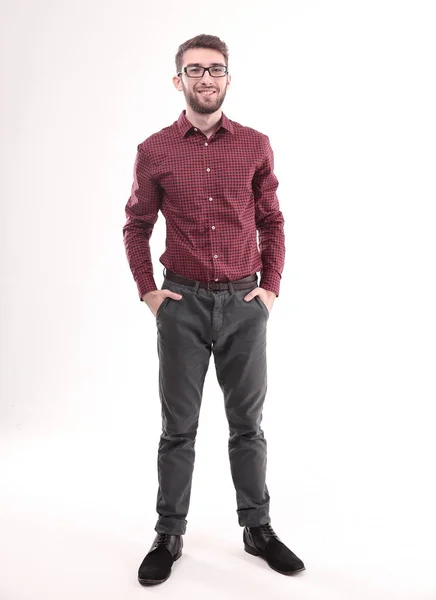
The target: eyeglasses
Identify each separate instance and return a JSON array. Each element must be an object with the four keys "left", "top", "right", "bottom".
[{"left": 178, "top": 65, "right": 228, "bottom": 78}]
